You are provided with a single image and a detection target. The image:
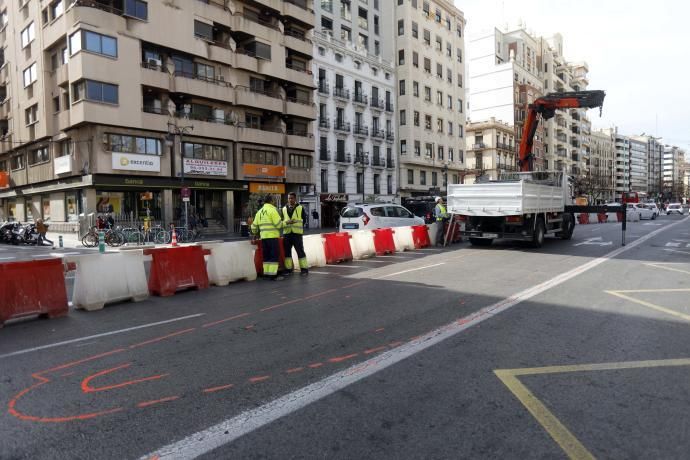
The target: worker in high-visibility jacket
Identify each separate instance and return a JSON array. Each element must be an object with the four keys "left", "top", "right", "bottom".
[
  {"left": 282, "top": 192, "right": 308, "bottom": 276},
  {"left": 433, "top": 196, "right": 450, "bottom": 246},
  {"left": 249, "top": 194, "right": 285, "bottom": 280}
]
